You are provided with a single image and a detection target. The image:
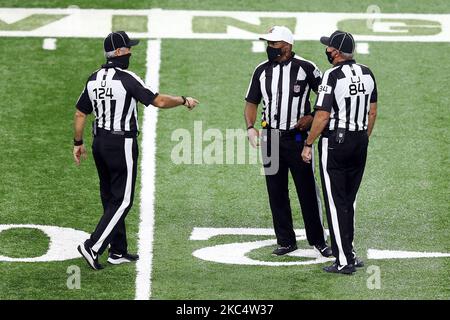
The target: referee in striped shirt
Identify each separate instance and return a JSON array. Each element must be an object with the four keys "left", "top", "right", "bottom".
[
  {"left": 245, "top": 26, "right": 331, "bottom": 257},
  {"left": 302, "top": 30, "right": 378, "bottom": 274},
  {"left": 73, "top": 31, "right": 199, "bottom": 270}
]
